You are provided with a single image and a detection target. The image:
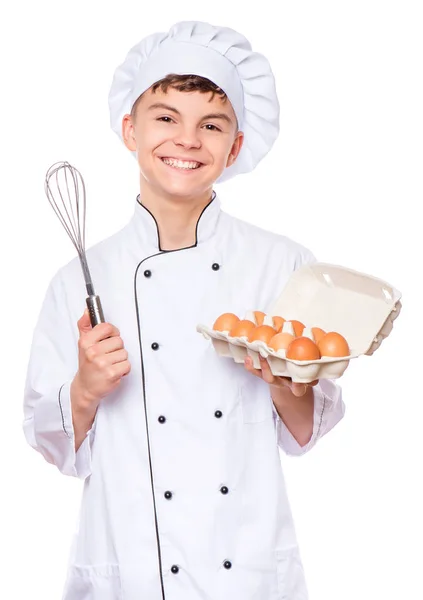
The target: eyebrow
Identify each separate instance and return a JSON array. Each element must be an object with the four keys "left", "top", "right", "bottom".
[{"left": 147, "top": 102, "right": 233, "bottom": 124}]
